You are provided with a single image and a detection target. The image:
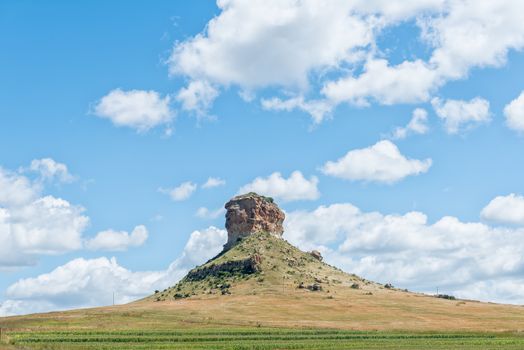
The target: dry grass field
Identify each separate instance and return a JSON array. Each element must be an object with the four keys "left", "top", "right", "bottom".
[{"left": 2, "top": 232, "right": 524, "bottom": 348}]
